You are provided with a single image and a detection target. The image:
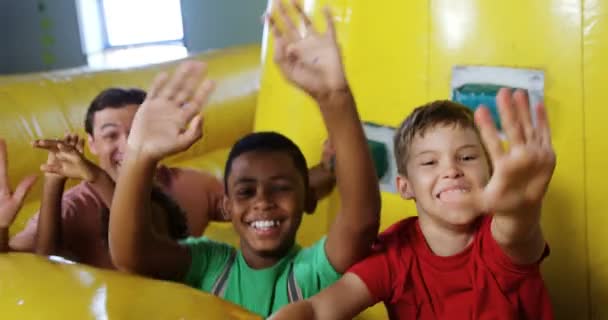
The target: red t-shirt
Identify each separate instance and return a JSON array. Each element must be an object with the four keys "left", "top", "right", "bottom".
[{"left": 348, "top": 216, "right": 553, "bottom": 320}]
